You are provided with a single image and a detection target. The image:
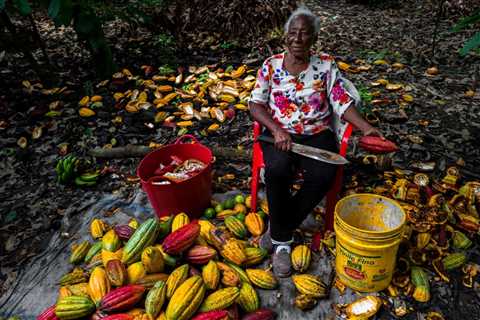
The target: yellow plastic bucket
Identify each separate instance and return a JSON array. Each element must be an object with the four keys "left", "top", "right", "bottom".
[{"left": 334, "top": 193, "right": 406, "bottom": 292}]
